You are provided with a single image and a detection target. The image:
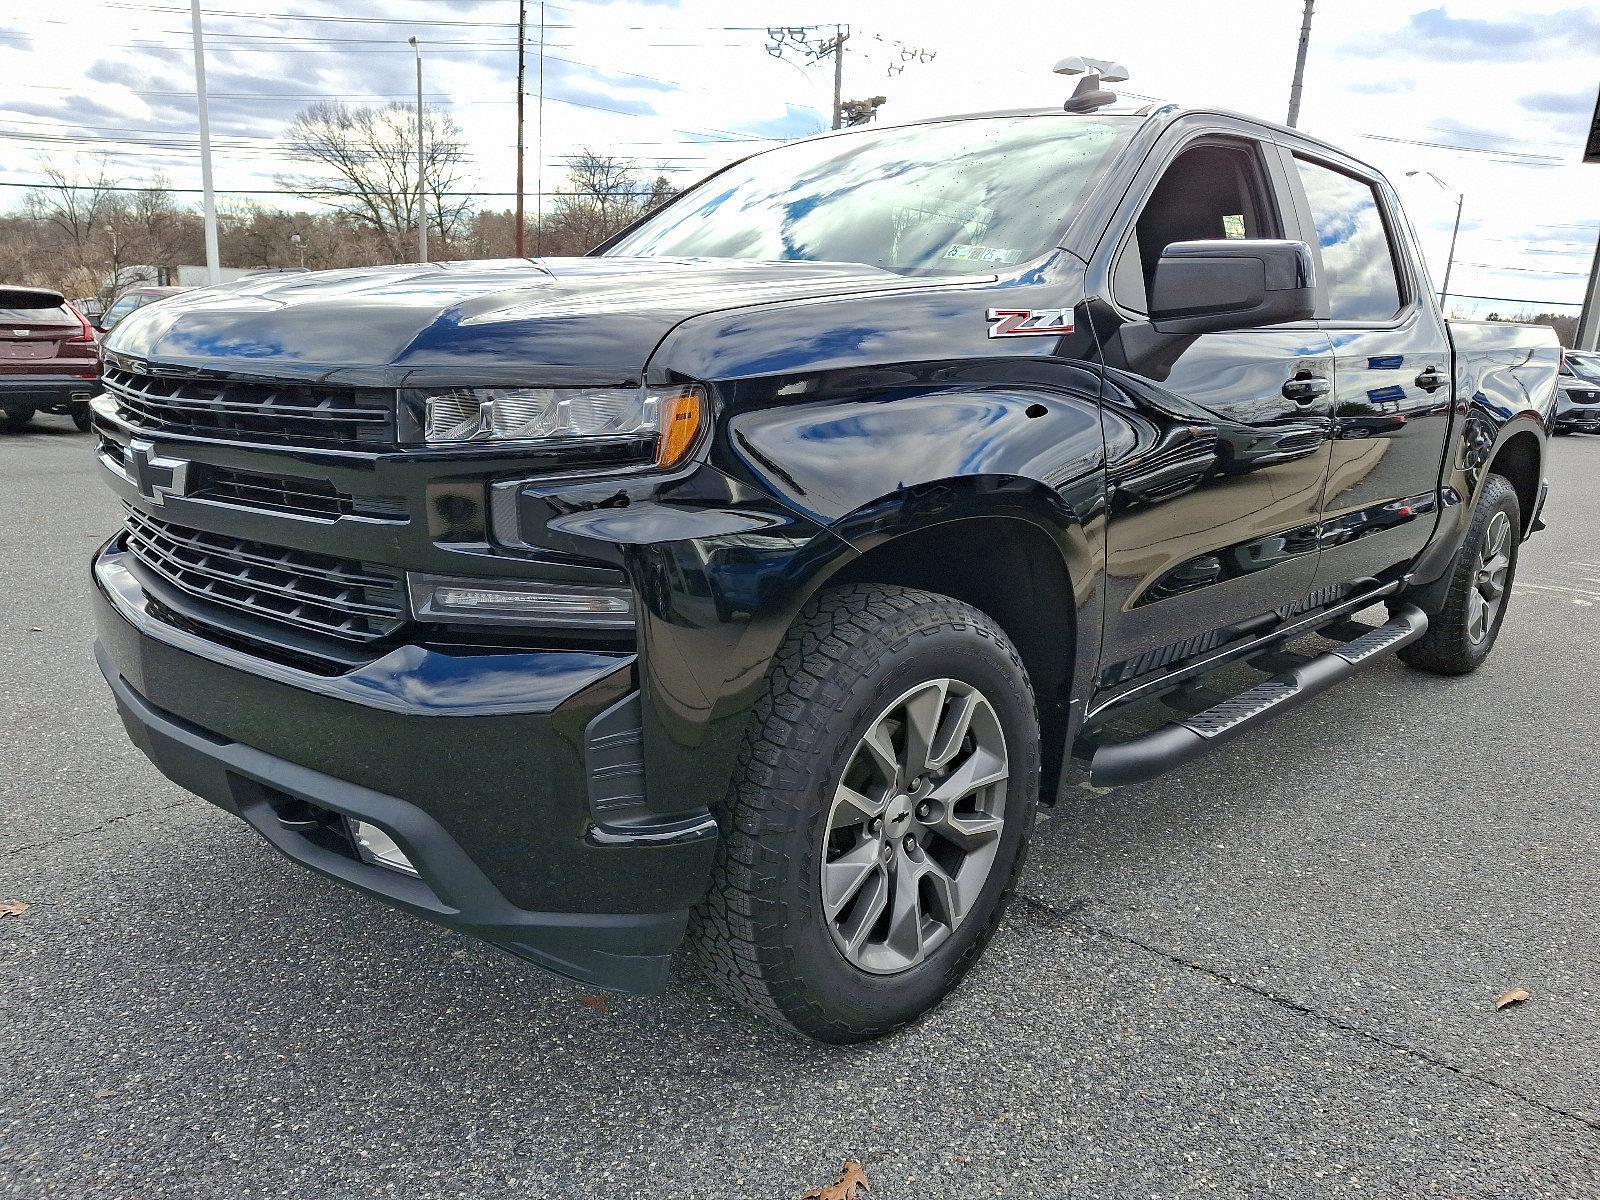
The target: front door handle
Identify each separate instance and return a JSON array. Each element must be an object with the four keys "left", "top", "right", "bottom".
[
  {"left": 1282, "top": 376, "right": 1331, "bottom": 404},
  {"left": 1415, "top": 367, "right": 1449, "bottom": 393}
]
